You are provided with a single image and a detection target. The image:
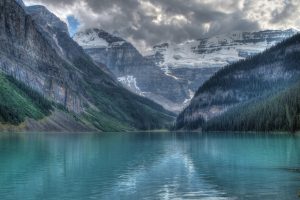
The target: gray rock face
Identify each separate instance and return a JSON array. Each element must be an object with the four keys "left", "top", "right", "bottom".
[
  {"left": 0, "top": 0, "right": 175, "bottom": 131},
  {"left": 0, "top": 0, "right": 84, "bottom": 113},
  {"left": 26, "top": 5, "right": 69, "bottom": 34},
  {"left": 74, "top": 29, "right": 189, "bottom": 112},
  {"left": 175, "top": 34, "right": 300, "bottom": 129},
  {"left": 170, "top": 67, "right": 220, "bottom": 92},
  {"left": 15, "top": 0, "right": 24, "bottom": 8}
]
